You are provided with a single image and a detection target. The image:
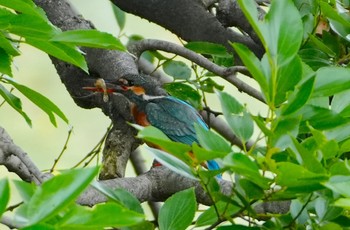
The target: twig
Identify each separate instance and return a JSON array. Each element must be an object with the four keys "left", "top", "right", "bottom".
[
  {"left": 71, "top": 124, "right": 112, "bottom": 168},
  {"left": 50, "top": 126, "right": 73, "bottom": 173}
]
